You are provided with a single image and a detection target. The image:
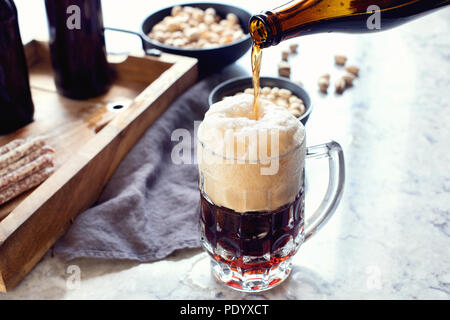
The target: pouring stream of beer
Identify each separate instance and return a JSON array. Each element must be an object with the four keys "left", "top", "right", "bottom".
[{"left": 251, "top": 44, "right": 262, "bottom": 120}]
